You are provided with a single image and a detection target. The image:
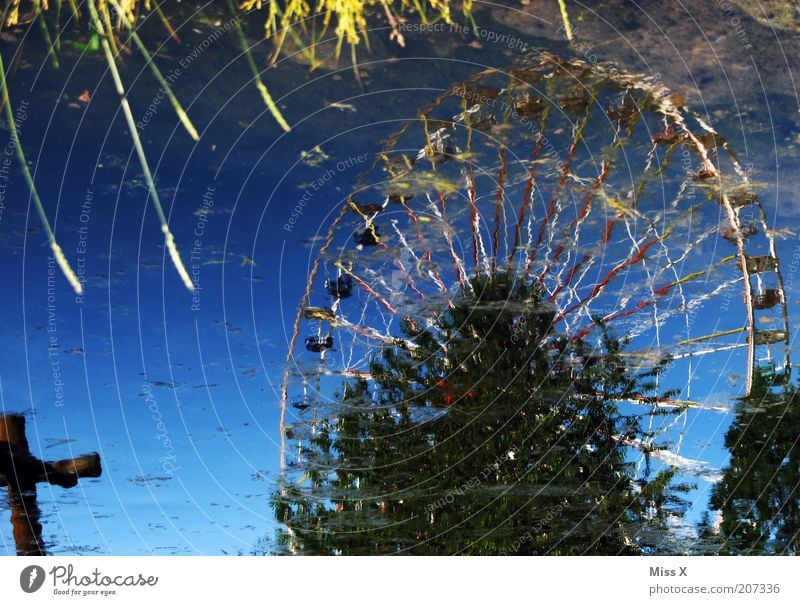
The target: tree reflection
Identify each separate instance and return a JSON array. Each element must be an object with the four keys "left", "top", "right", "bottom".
[
  {"left": 273, "top": 273, "right": 688, "bottom": 554},
  {"left": 704, "top": 375, "right": 800, "bottom": 554}
]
